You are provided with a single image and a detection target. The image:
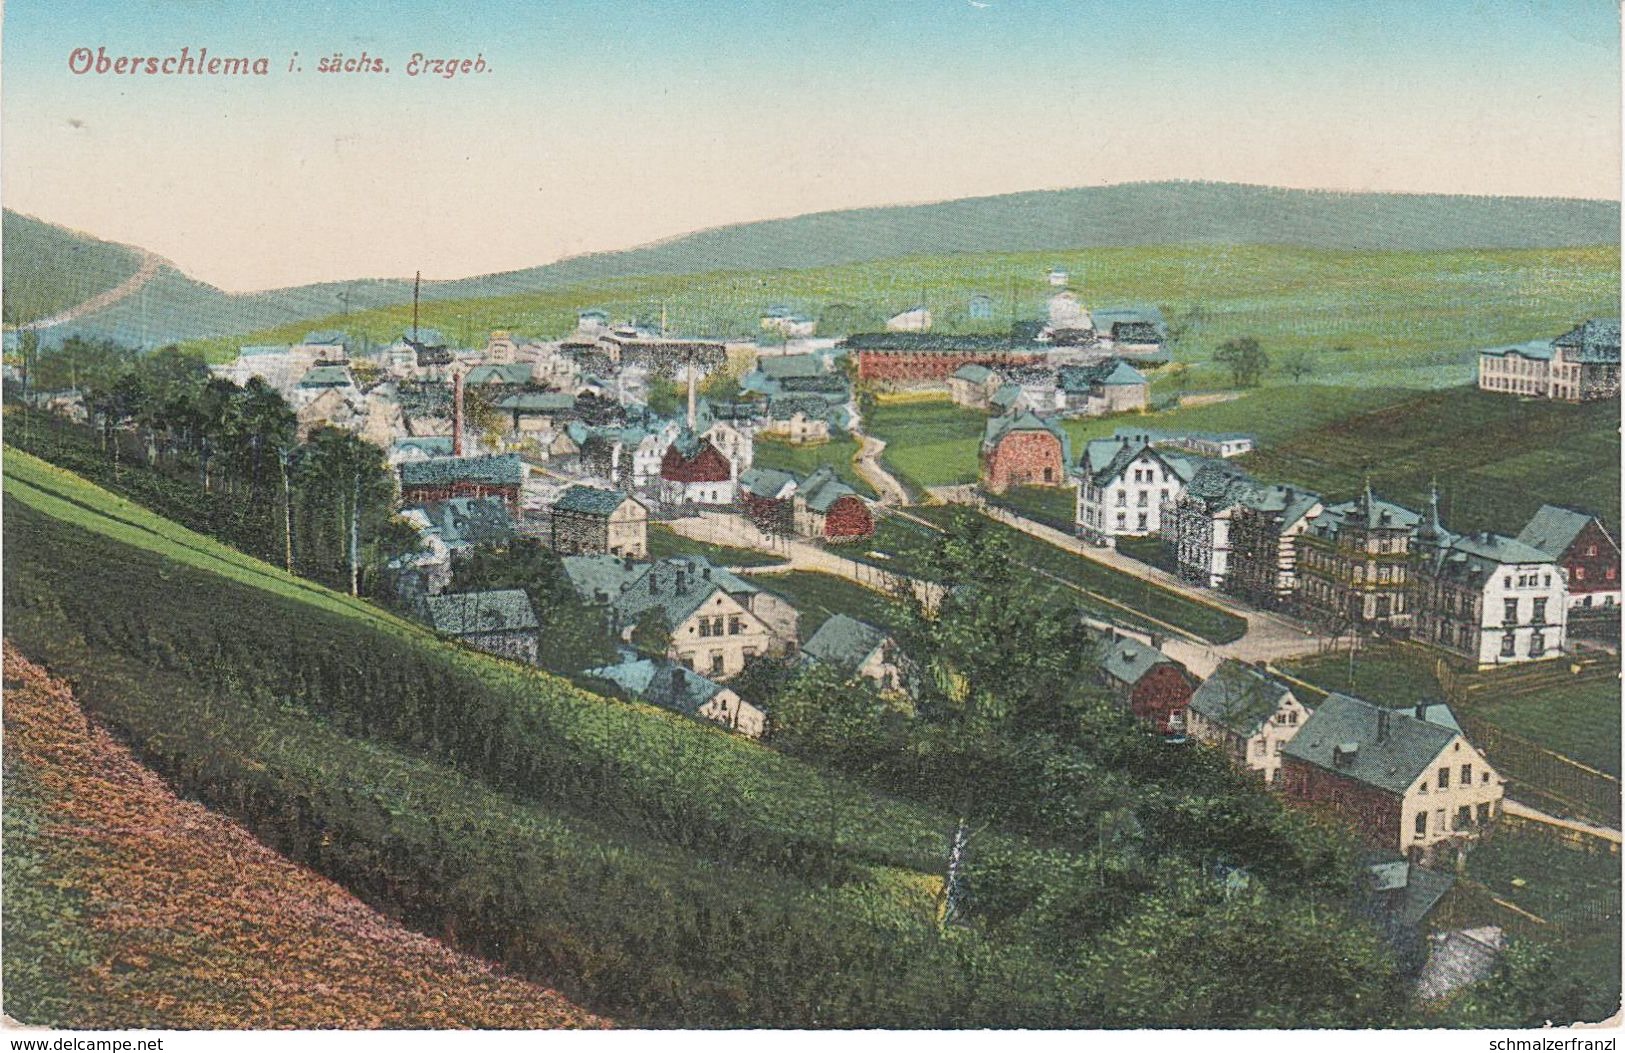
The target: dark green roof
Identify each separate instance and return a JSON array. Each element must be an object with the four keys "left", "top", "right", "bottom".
[
  {"left": 1517, "top": 504, "right": 1608, "bottom": 559},
  {"left": 1187, "top": 660, "right": 1294, "bottom": 736},
  {"left": 1553, "top": 318, "right": 1620, "bottom": 363},
  {"left": 554, "top": 485, "right": 637, "bottom": 517},
  {"left": 410, "top": 497, "right": 515, "bottom": 548},
  {"left": 466, "top": 363, "right": 534, "bottom": 385},
  {"left": 495, "top": 391, "right": 576, "bottom": 413},
  {"left": 1282, "top": 693, "right": 1461, "bottom": 796},
  {"left": 399, "top": 454, "right": 525, "bottom": 487},
  {"left": 1090, "top": 630, "right": 1176, "bottom": 687},
  {"left": 802, "top": 613, "right": 889, "bottom": 673},
  {"left": 424, "top": 589, "right": 538, "bottom": 636},
  {"left": 300, "top": 365, "right": 355, "bottom": 388},
  {"left": 840, "top": 332, "right": 1048, "bottom": 354},
  {"left": 739, "top": 467, "right": 797, "bottom": 499},
  {"left": 798, "top": 465, "right": 860, "bottom": 513}
]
